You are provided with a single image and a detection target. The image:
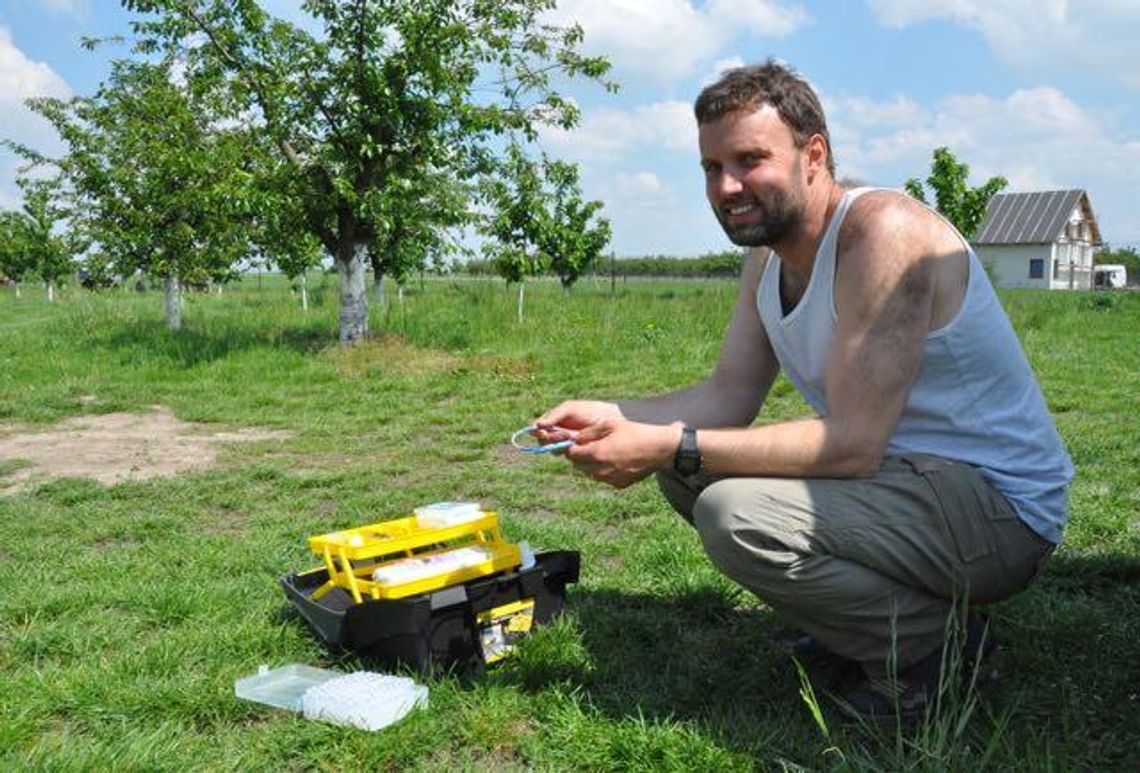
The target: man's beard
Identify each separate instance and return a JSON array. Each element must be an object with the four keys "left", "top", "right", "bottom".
[{"left": 715, "top": 187, "right": 803, "bottom": 248}]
